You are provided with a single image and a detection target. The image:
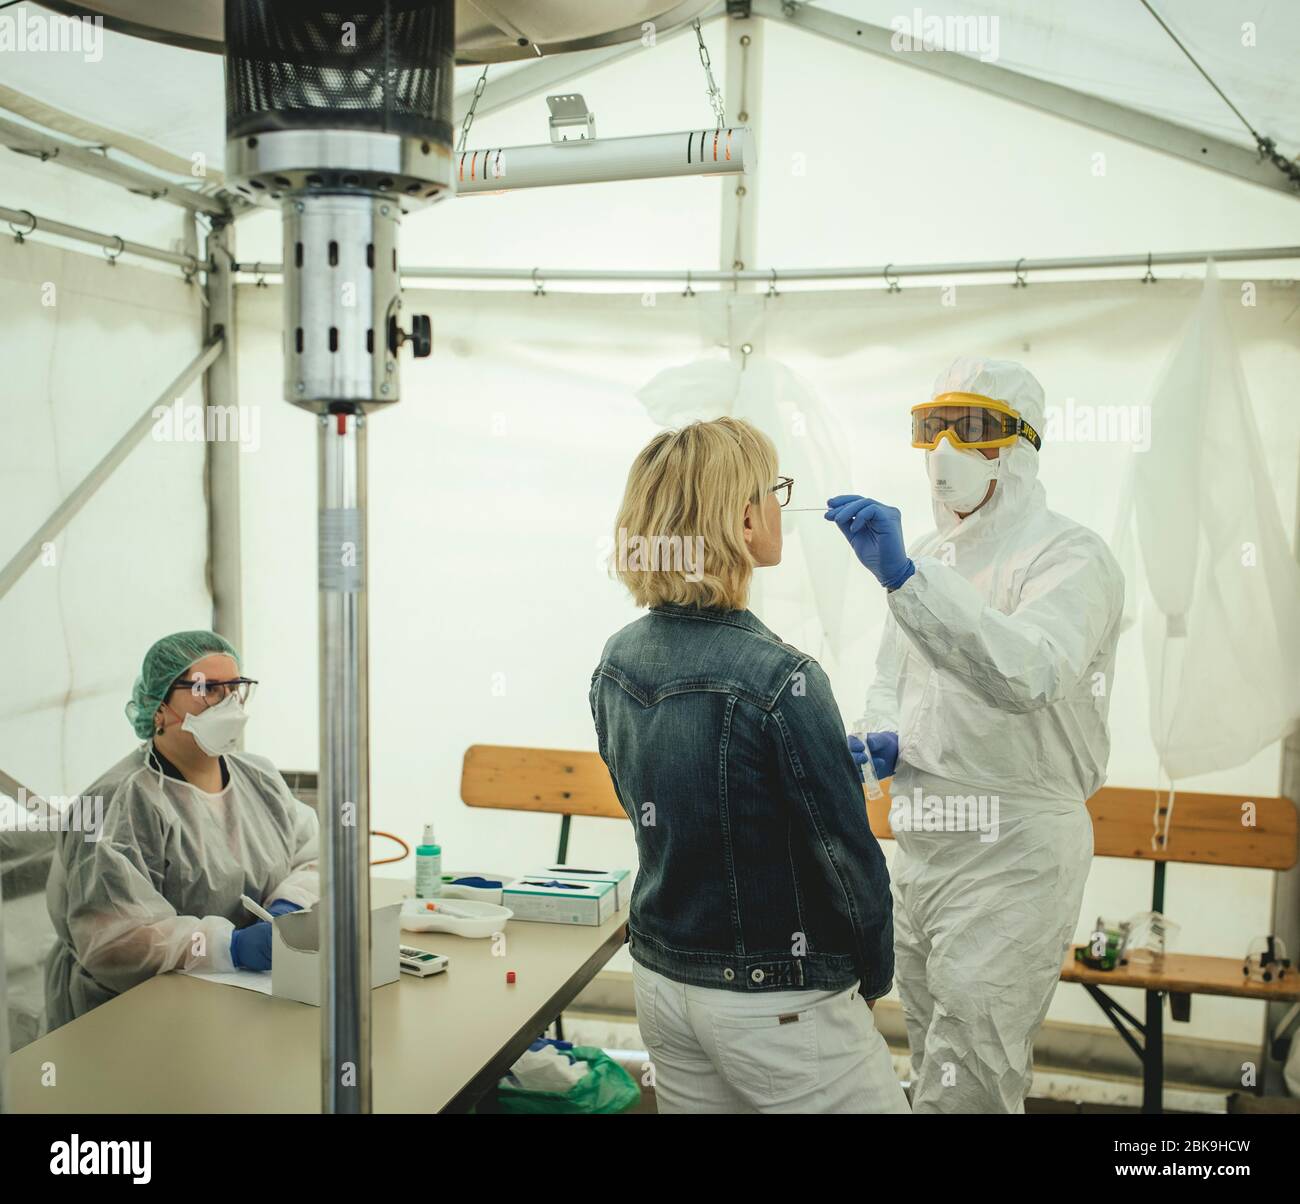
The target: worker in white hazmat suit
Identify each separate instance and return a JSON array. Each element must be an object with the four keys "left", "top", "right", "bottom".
[
  {"left": 825, "top": 357, "right": 1124, "bottom": 1113},
  {"left": 45, "top": 630, "right": 320, "bottom": 1029}
]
